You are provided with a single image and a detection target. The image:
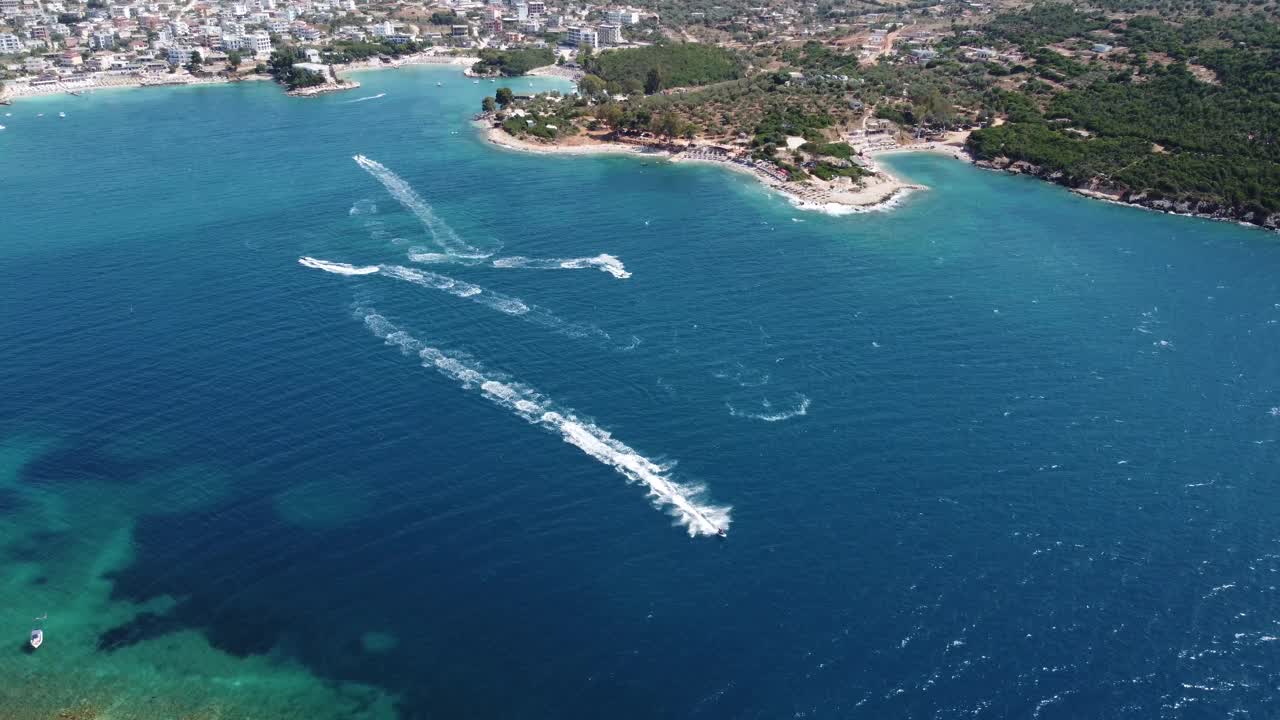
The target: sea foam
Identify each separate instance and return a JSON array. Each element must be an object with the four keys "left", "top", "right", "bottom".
[
  {"left": 727, "top": 394, "right": 811, "bottom": 422},
  {"left": 298, "top": 256, "right": 380, "bottom": 275},
  {"left": 358, "top": 309, "right": 731, "bottom": 536}
]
